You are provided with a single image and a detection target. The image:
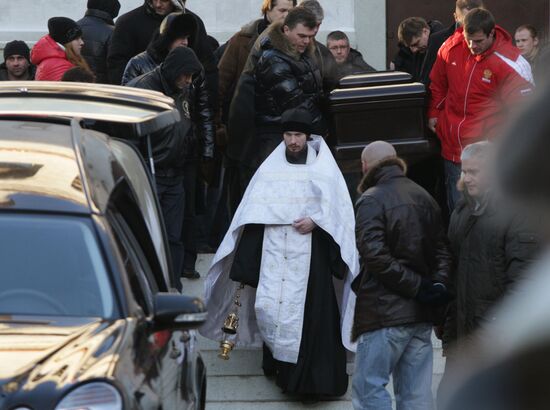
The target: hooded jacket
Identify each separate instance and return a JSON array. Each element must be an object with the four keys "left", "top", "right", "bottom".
[
  {"left": 121, "top": 12, "right": 198, "bottom": 86},
  {"left": 128, "top": 47, "right": 214, "bottom": 172},
  {"left": 31, "top": 35, "right": 74, "bottom": 81},
  {"left": 107, "top": 0, "right": 215, "bottom": 86},
  {"left": 353, "top": 157, "right": 451, "bottom": 339},
  {"left": 78, "top": 1, "right": 120, "bottom": 83},
  {"left": 429, "top": 26, "right": 534, "bottom": 163}
]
